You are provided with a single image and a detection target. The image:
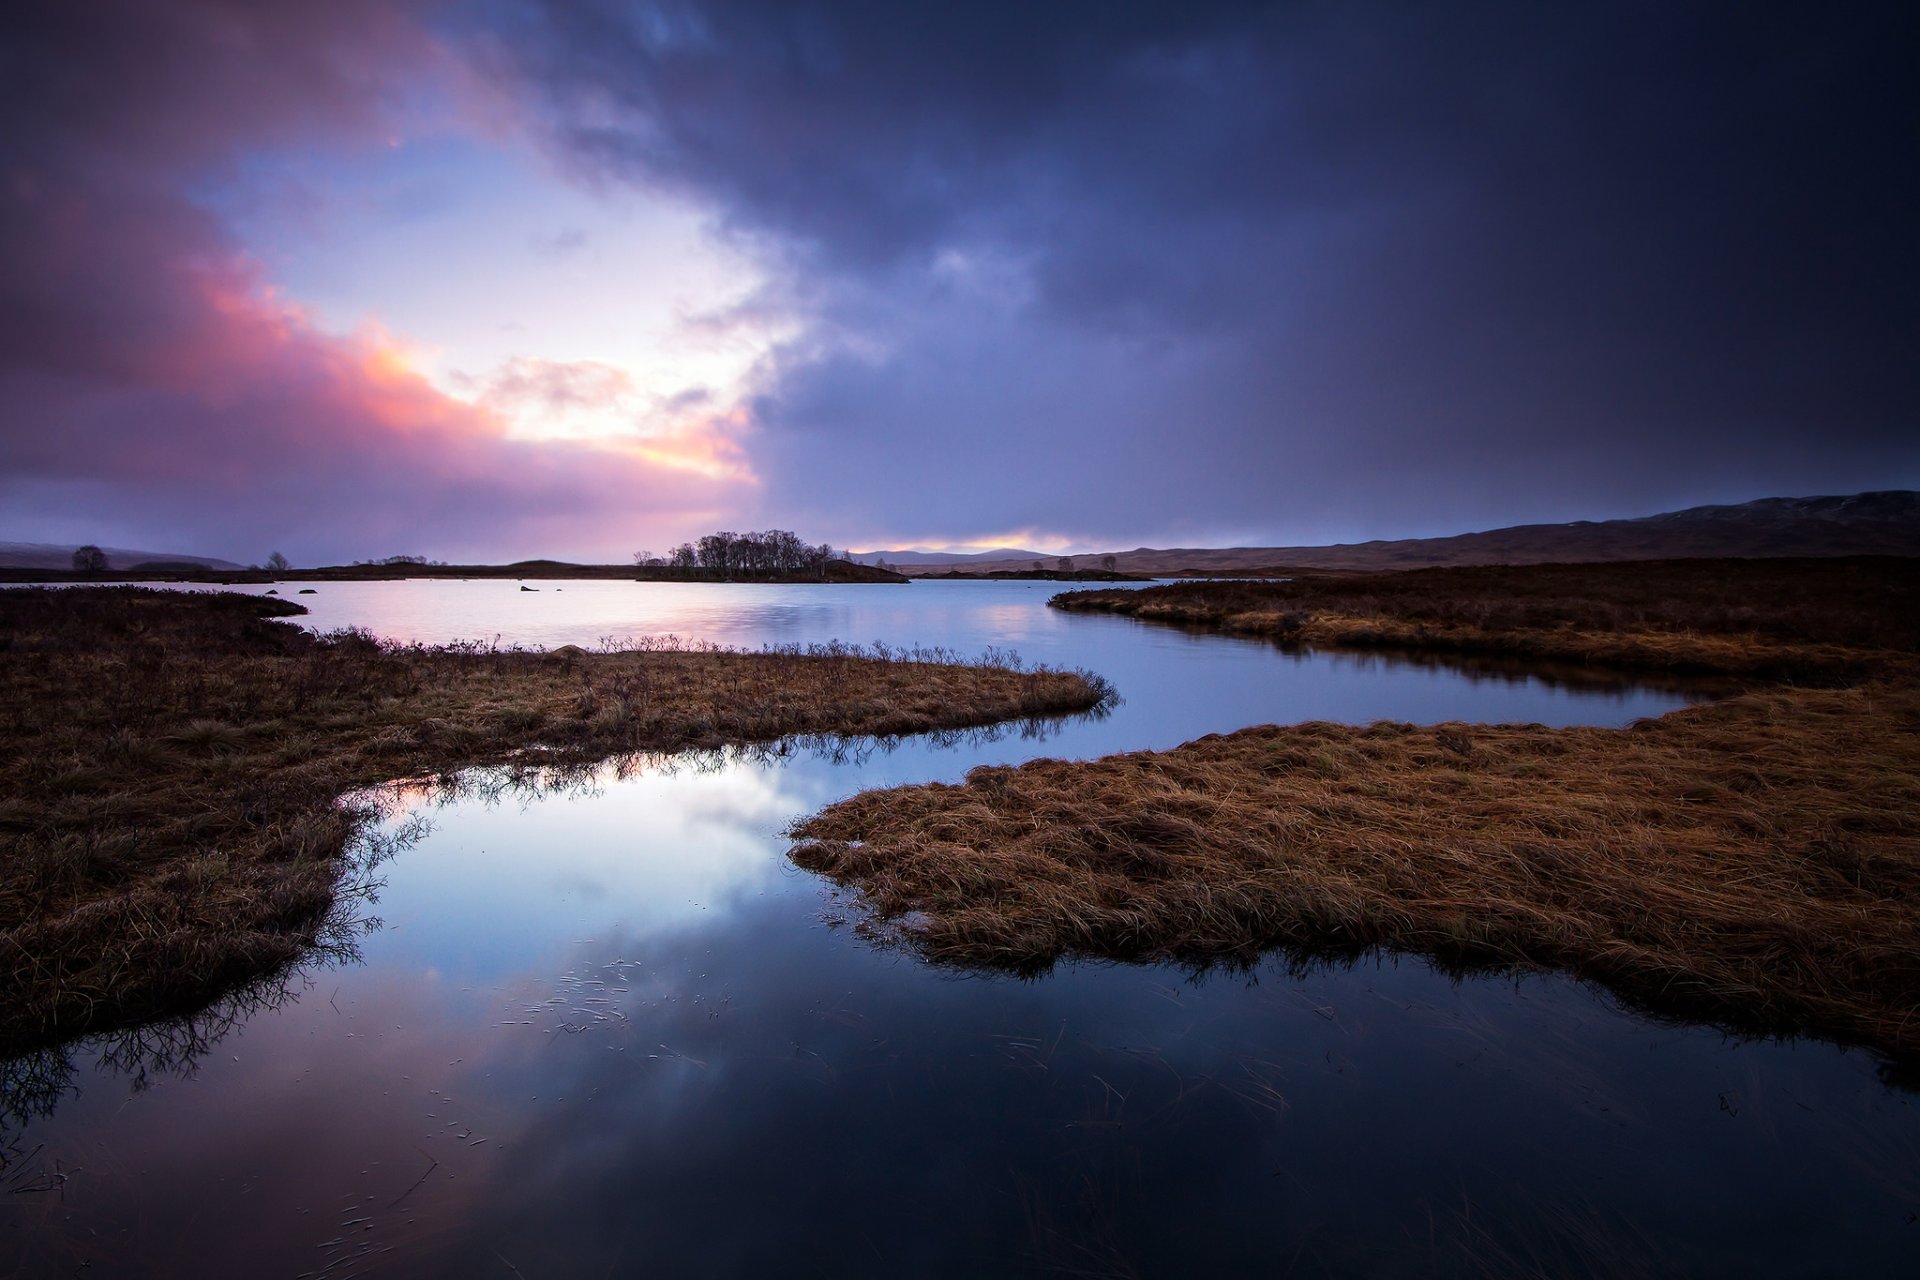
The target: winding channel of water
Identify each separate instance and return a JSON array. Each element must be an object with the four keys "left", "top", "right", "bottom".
[{"left": 5, "top": 580, "right": 1913, "bottom": 1276}]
